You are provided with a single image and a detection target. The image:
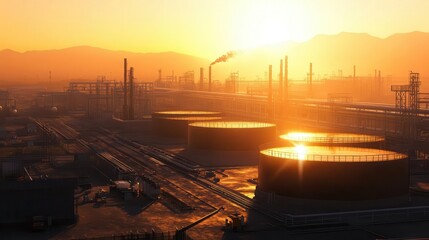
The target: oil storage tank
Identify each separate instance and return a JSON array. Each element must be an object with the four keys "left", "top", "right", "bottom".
[
  {"left": 188, "top": 121, "right": 276, "bottom": 151},
  {"left": 152, "top": 110, "right": 221, "bottom": 119},
  {"left": 154, "top": 116, "right": 221, "bottom": 138},
  {"left": 258, "top": 146, "right": 408, "bottom": 200},
  {"left": 152, "top": 111, "right": 222, "bottom": 138},
  {"left": 280, "top": 132, "right": 385, "bottom": 148}
]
